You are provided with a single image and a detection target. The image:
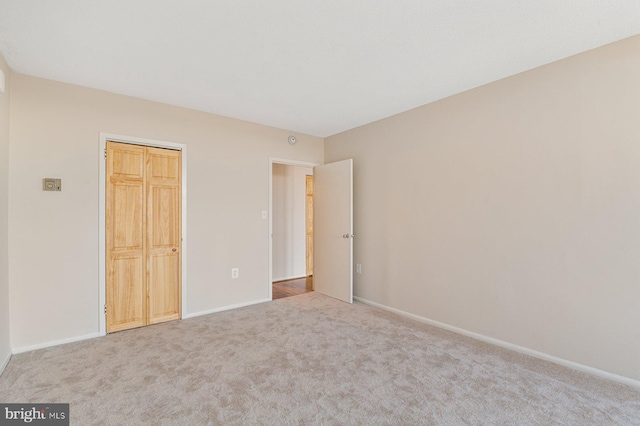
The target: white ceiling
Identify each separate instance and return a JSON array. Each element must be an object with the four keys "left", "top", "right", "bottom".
[{"left": 1, "top": 1, "right": 639, "bottom": 137}]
